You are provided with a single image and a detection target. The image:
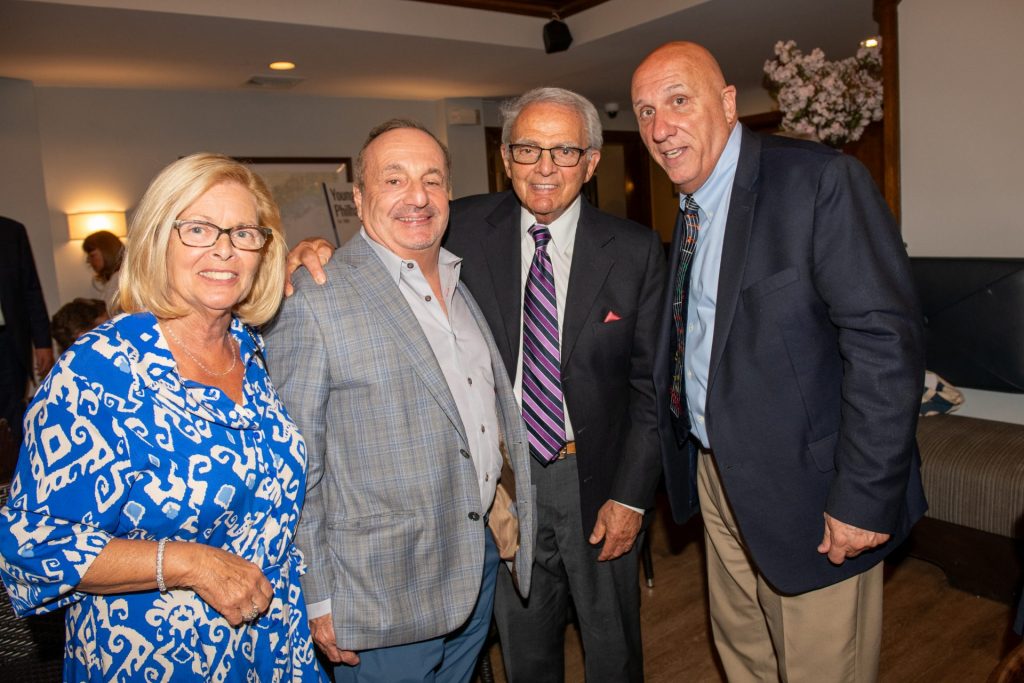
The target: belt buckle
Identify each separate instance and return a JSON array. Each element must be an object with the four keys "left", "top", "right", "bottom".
[{"left": 556, "top": 441, "right": 576, "bottom": 460}]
